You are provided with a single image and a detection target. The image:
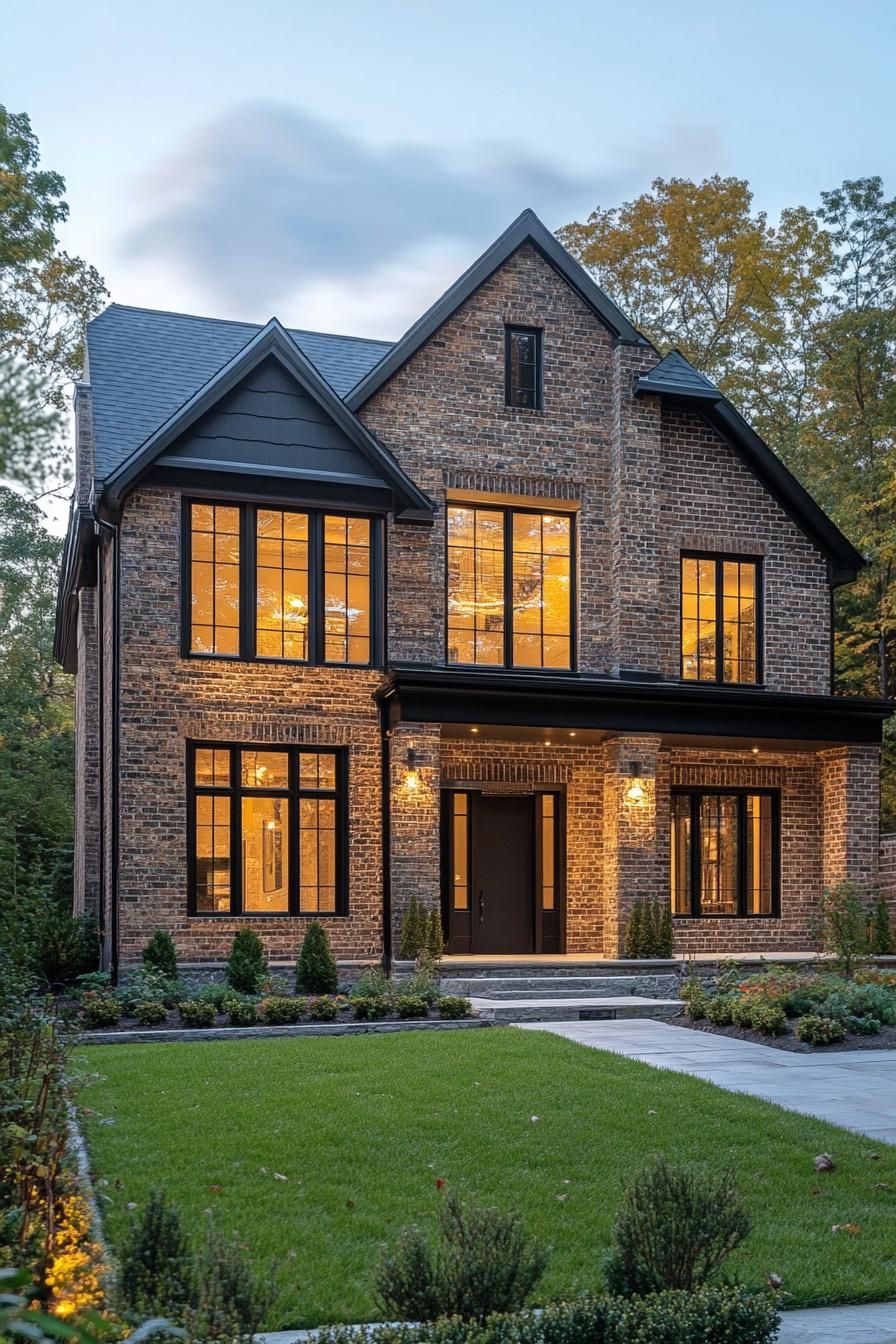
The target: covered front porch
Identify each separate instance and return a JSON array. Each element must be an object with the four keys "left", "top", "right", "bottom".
[{"left": 379, "top": 667, "right": 888, "bottom": 960}]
